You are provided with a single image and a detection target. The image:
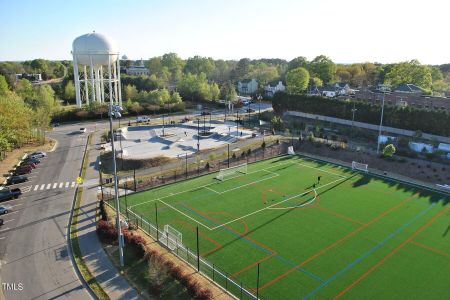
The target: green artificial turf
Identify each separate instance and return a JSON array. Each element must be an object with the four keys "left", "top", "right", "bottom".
[{"left": 110, "top": 155, "right": 450, "bottom": 300}]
